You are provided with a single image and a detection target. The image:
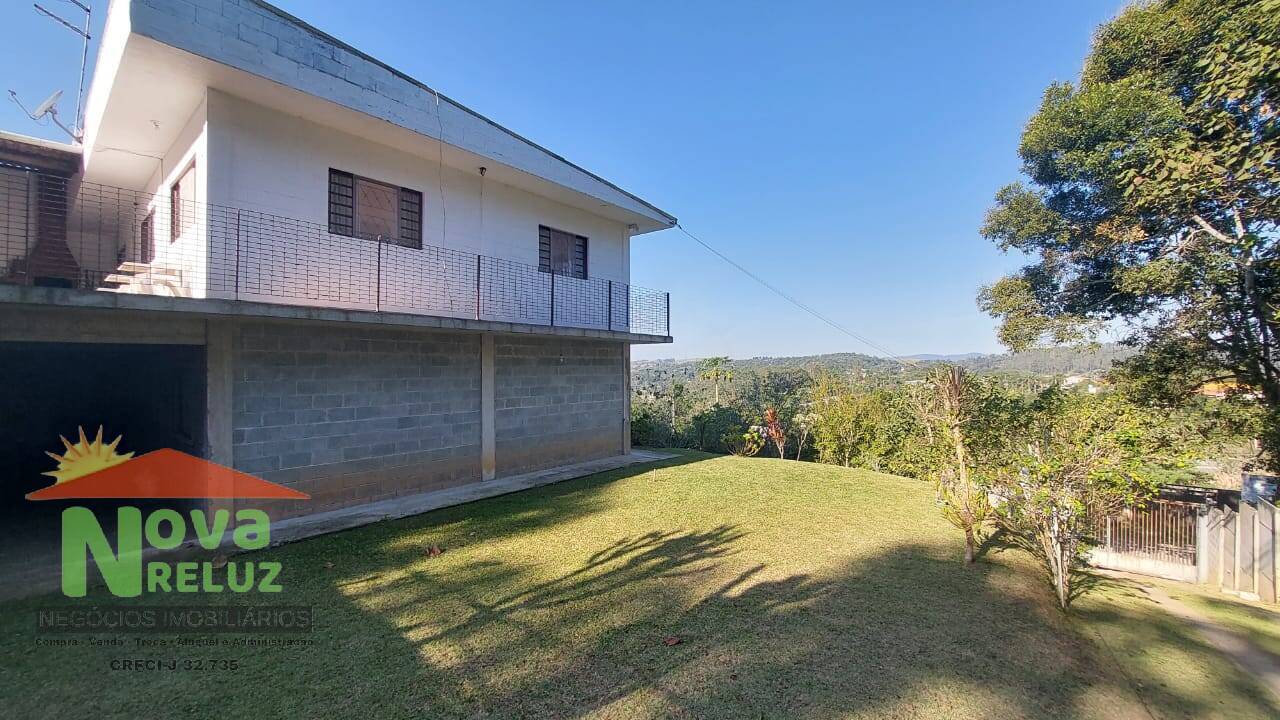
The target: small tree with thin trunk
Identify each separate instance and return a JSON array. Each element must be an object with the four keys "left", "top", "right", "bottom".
[
  {"left": 763, "top": 408, "right": 787, "bottom": 459},
  {"left": 793, "top": 412, "right": 817, "bottom": 460},
  {"left": 668, "top": 379, "right": 685, "bottom": 444},
  {"left": 917, "top": 367, "right": 1001, "bottom": 564}
]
